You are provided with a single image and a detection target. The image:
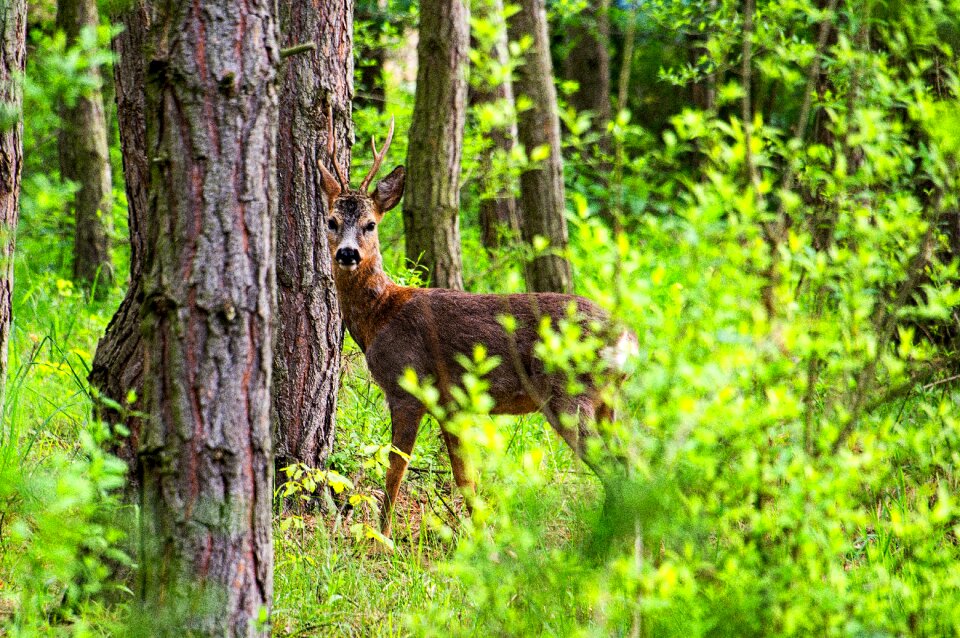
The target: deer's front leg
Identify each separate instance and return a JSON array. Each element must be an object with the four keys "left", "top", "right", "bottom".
[{"left": 380, "top": 400, "right": 425, "bottom": 537}]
